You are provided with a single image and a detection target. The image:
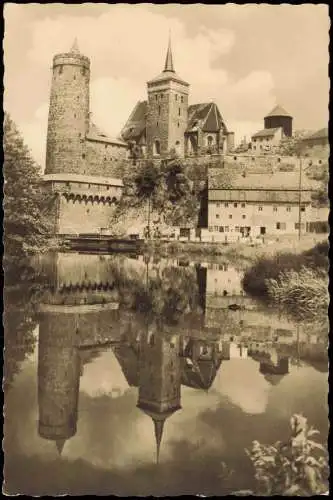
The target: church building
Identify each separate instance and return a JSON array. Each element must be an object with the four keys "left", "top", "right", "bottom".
[{"left": 121, "top": 38, "right": 234, "bottom": 158}]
